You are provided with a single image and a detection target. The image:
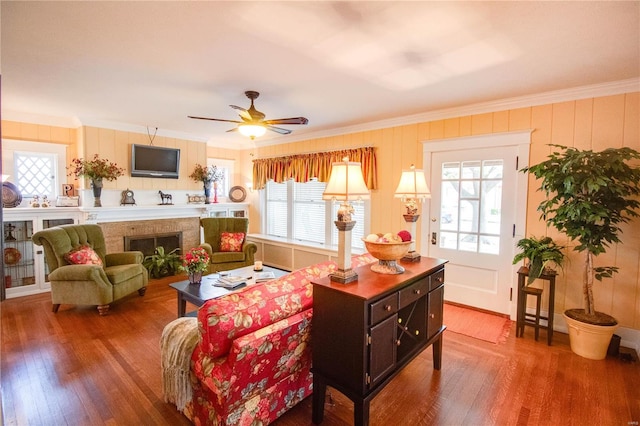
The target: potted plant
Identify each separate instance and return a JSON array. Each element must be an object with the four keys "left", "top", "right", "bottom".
[
  {"left": 189, "top": 164, "right": 224, "bottom": 204},
  {"left": 512, "top": 236, "right": 565, "bottom": 285},
  {"left": 68, "top": 154, "right": 125, "bottom": 207},
  {"left": 524, "top": 145, "right": 640, "bottom": 359},
  {"left": 143, "top": 247, "right": 182, "bottom": 279}
]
